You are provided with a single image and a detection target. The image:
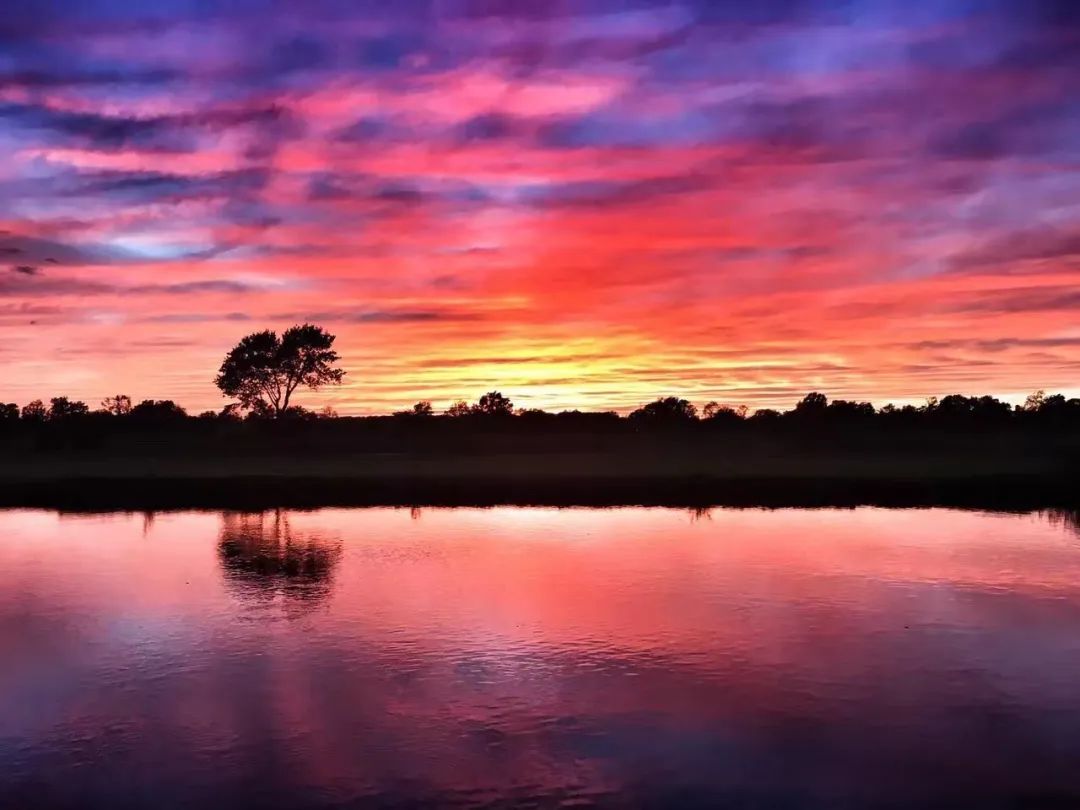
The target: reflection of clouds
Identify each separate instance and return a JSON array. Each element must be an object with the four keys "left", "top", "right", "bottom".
[
  {"left": 217, "top": 510, "right": 342, "bottom": 610},
  {"left": 6, "top": 507, "right": 1080, "bottom": 806}
]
